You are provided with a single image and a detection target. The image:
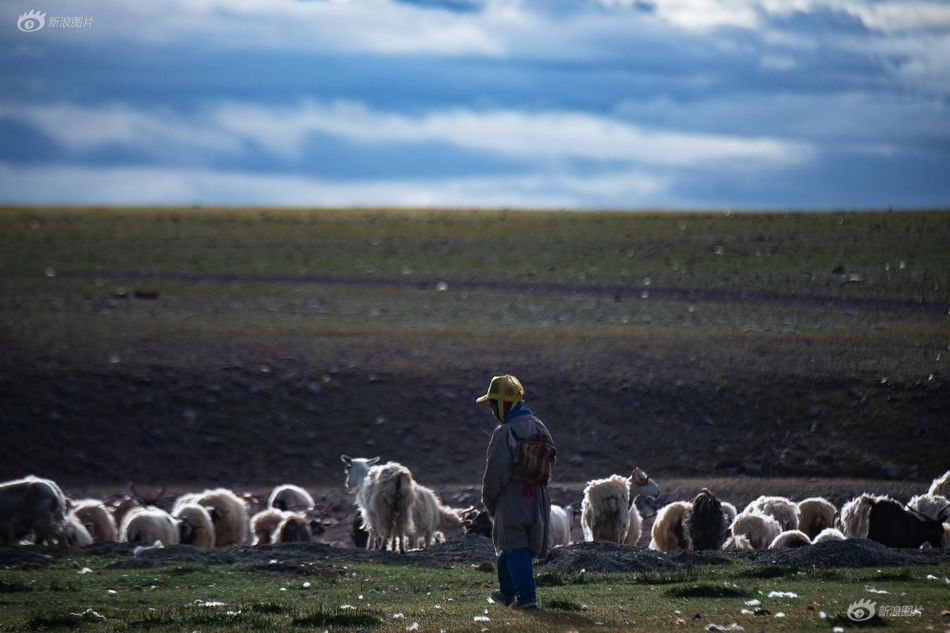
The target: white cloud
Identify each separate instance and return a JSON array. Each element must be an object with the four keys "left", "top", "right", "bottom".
[
  {"left": 607, "top": 0, "right": 950, "bottom": 34},
  {"left": 215, "top": 100, "right": 814, "bottom": 166},
  {"left": 0, "top": 163, "right": 671, "bottom": 208},
  {"left": 0, "top": 103, "right": 239, "bottom": 157},
  {"left": 1, "top": 100, "right": 813, "bottom": 168}
]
